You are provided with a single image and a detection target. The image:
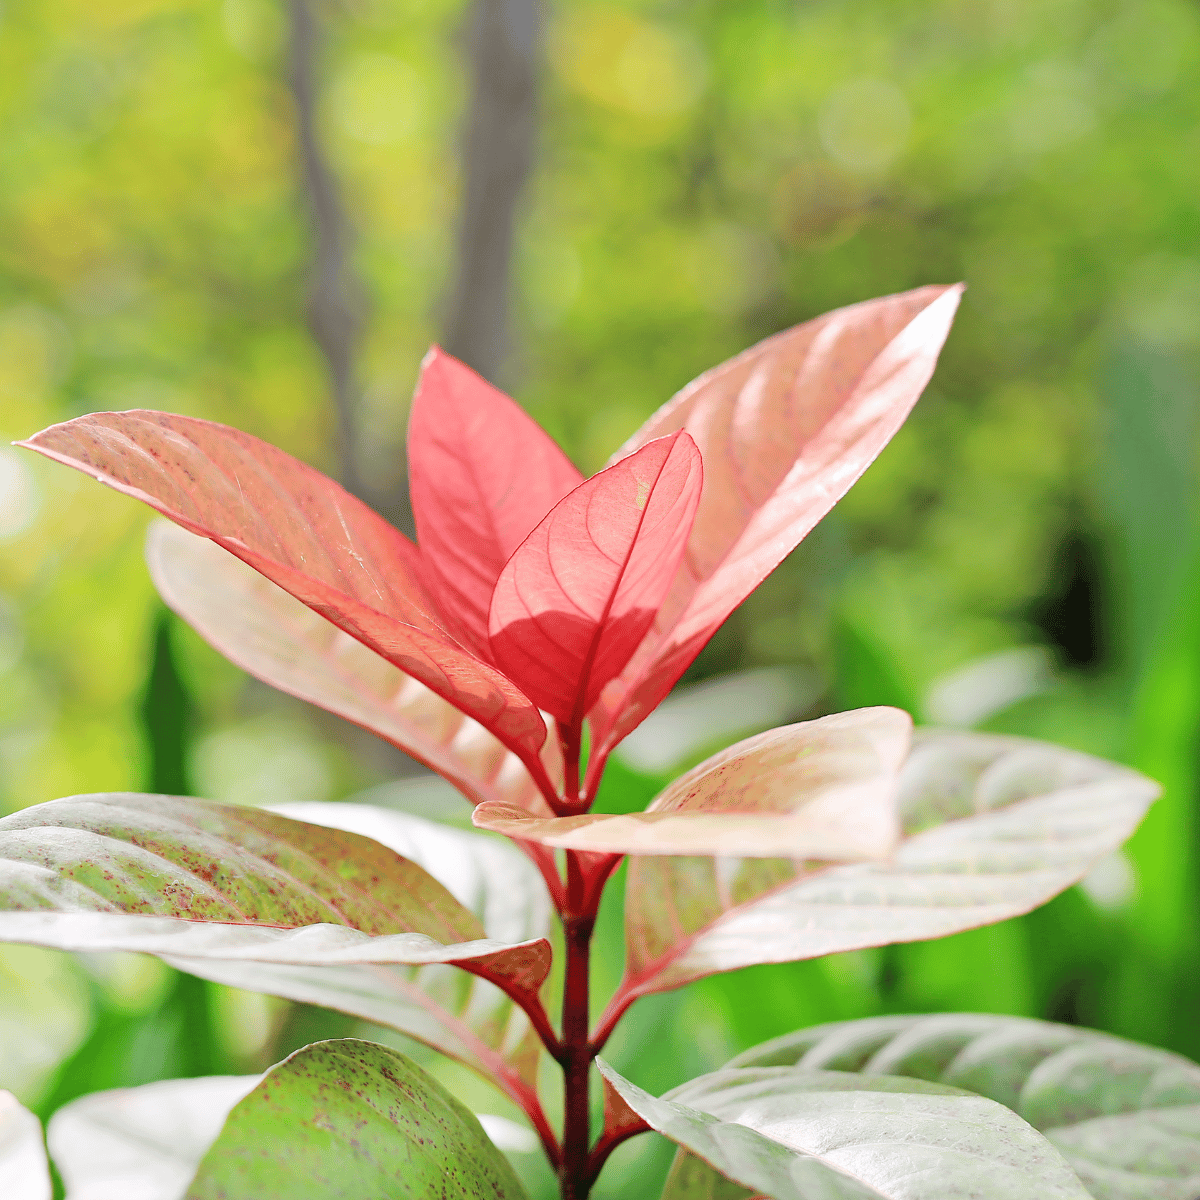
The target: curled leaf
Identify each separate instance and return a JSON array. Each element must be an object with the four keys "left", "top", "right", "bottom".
[
  {"left": 474, "top": 708, "right": 909, "bottom": 859},
  {"left": 0, "top": 797, "right": 552, "bottom": 1098},
  {"left": 600, "top": 1057, "right": 1092, "bottom": 1200}
]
